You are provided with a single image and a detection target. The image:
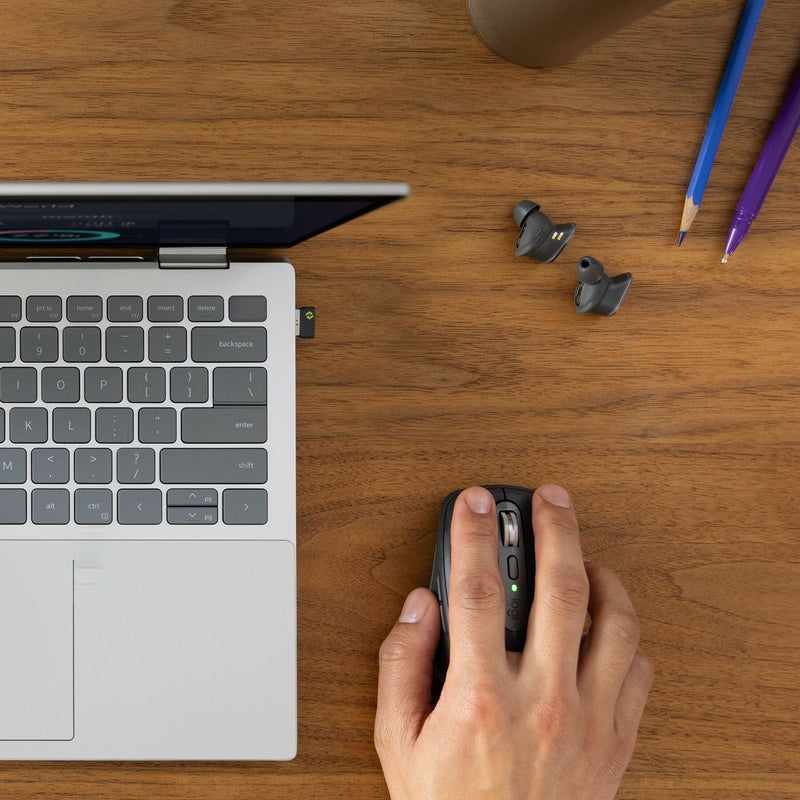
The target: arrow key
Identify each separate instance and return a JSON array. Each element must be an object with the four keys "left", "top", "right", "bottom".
[
  {"left": 167, "top": 488, "right": 218, "bottom": 507},
  {"left": 118, "top": 489, "right": 162, "bottom": 524},
  {"left": 167, "top": 507, "right": 219, "bottom": 525},
  {"left": 223, "top": 489, "right": 267, "bottom": 525}
]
